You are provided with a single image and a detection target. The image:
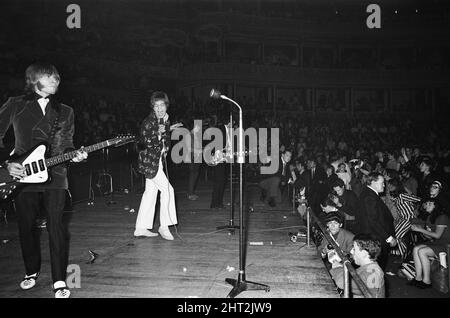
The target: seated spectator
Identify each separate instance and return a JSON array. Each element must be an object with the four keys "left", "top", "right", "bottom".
[
  {"left": 329, "top": 233, "right": 385, "bottom": 298},
  {"left": 423, "top": 180, "right": 450, "bottom": 217},
  {"left": 320, "top": 195, "right": 341, "bottom": 221},
  {"left": 332, "top": 178, "right": 361, "bottom": 233},
  {"left": 336, "top": 162, "right": 351, "bottom": 190},
  {"left": 385, "top": 178, "right": 421, "bottom": 260},
  {"left": 400, "top": 166, "right": 418, "bottom": 195},
  {"left": 409, "top": 199, "right": 450, "bottom": 289},
  {"left": 324, "top": 163, "right": 340, "bottom": 193},
  {"left": 417, "top": 157, "right": 438, "bottom": 198},
  {"left": 319, "top": 212, "right": 355, "bottom": 258}
]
